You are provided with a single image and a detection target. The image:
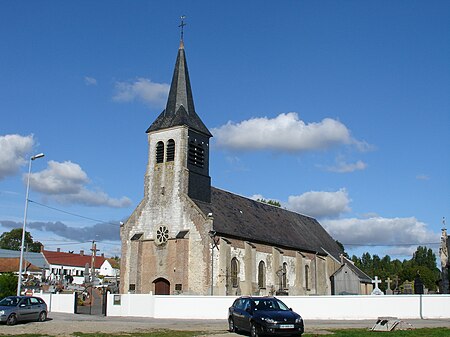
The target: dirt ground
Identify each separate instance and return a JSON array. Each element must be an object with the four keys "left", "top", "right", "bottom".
[{"left": 2, "top": 312, "right": 450, "bottom": 336}]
